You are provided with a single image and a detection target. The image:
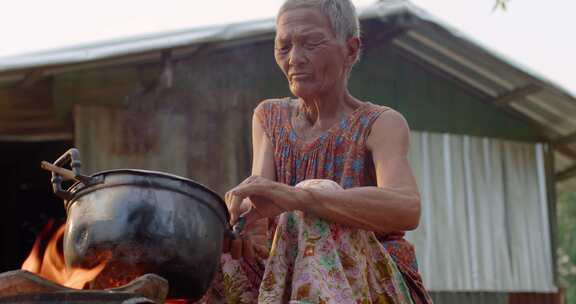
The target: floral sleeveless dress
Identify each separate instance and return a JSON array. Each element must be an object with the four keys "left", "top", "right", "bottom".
[{"left": 213, "top": 98, "right": 432, "bottom": 304}]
